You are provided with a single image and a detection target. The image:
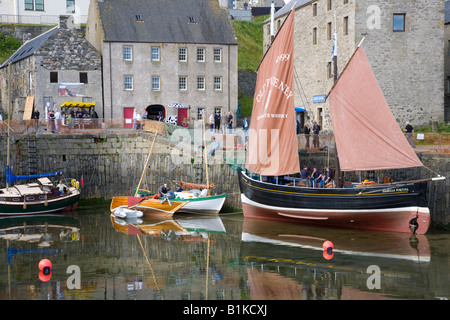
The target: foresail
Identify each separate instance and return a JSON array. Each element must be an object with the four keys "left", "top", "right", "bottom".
[
  {"left": 245, "top": 8, "right": 300, "bottom": 176},
  {"left": 328, "top": 46, "right": 423, "bottom": 171}
]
